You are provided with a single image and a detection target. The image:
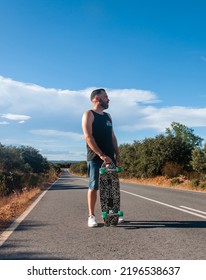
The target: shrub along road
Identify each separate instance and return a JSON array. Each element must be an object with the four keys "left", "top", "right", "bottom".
[{"left": 0, "top": 170, "right": 206, "bottom": 259}]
